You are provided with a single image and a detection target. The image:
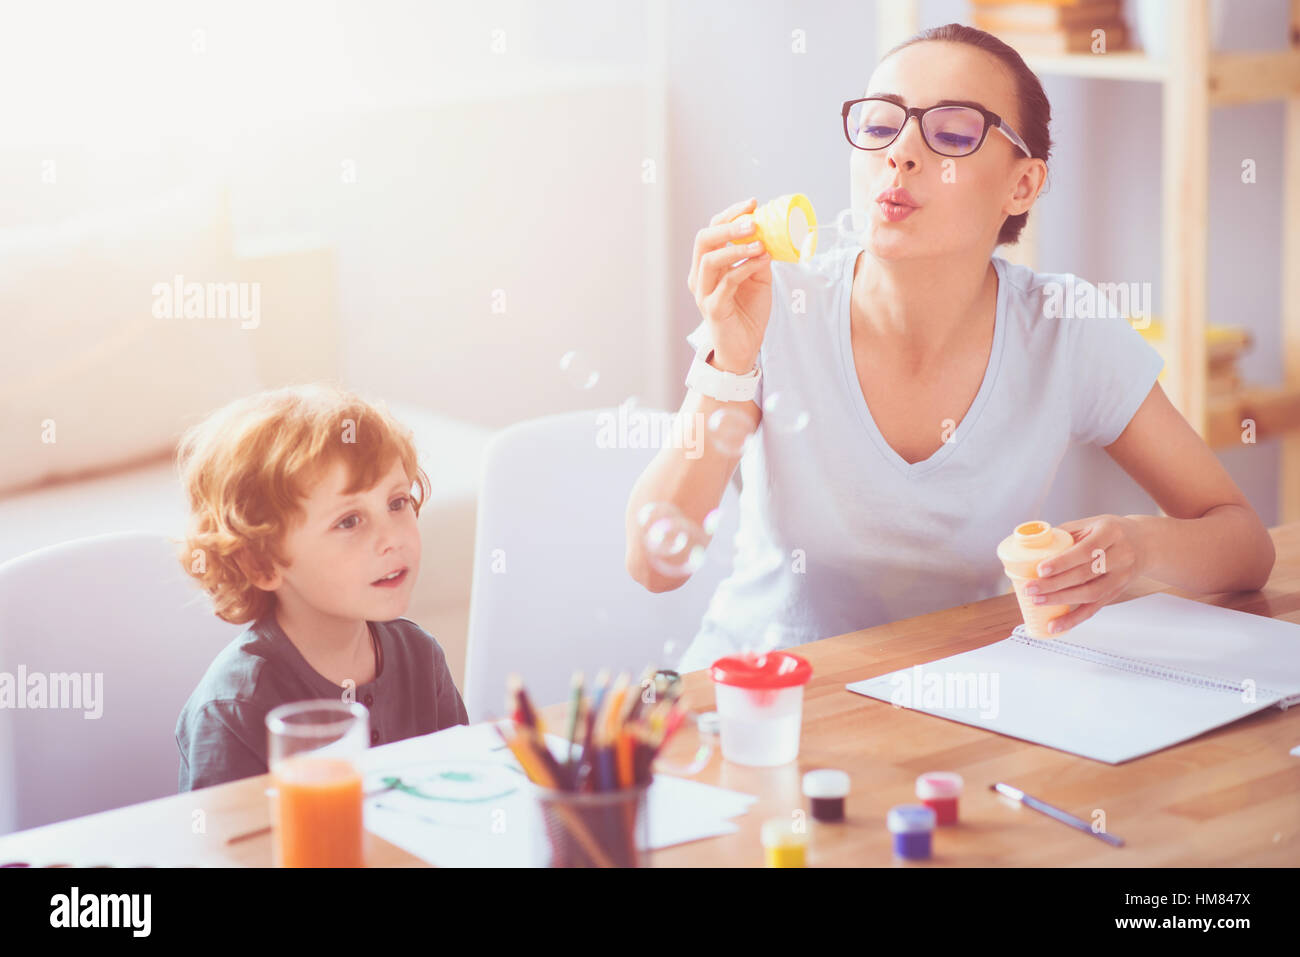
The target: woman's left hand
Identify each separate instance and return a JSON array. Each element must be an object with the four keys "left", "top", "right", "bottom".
[{"left": 1025, "top": 514, "right": 1150, "bottom": 634}]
